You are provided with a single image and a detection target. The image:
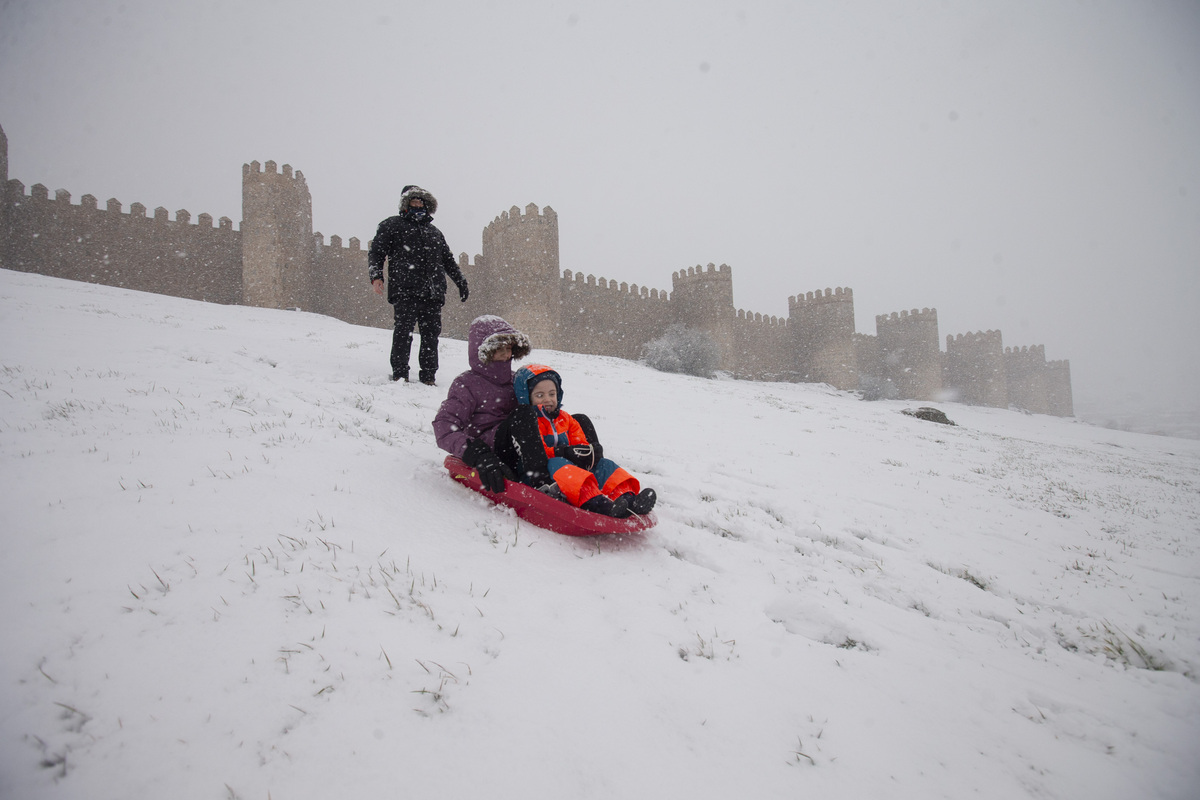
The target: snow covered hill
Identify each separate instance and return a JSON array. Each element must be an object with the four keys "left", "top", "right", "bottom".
[{"left": 1, "top": 268, "right": 1198, "bottom": 800}]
